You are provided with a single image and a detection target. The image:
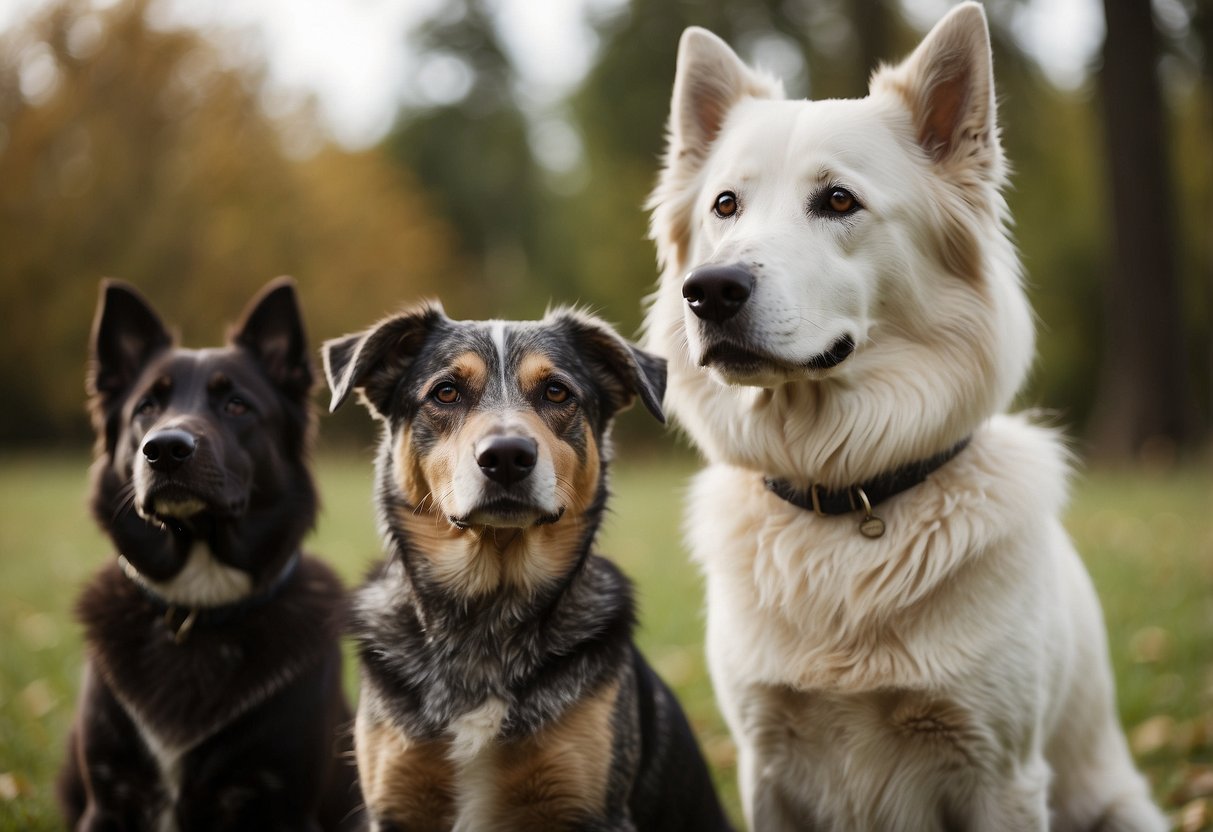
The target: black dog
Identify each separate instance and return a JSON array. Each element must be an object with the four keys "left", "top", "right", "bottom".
[
  {"left": 323, "top": 304, "right": 733, "bottom": 831},
  {"left": 58, "top": 278, "right": 362, "bottom": 831}
]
